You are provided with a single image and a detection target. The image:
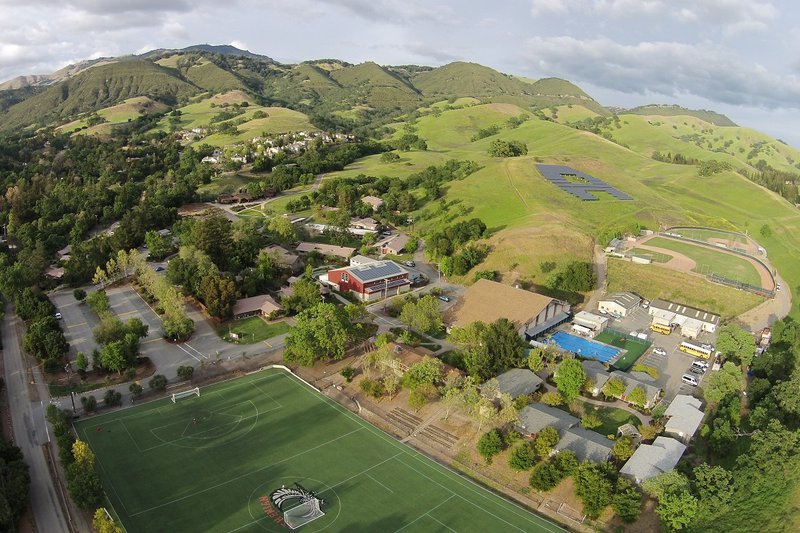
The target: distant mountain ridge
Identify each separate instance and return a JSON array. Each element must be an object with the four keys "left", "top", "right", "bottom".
[{"left": 0, "top": 44, "right": 738, "bottom": 134}]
